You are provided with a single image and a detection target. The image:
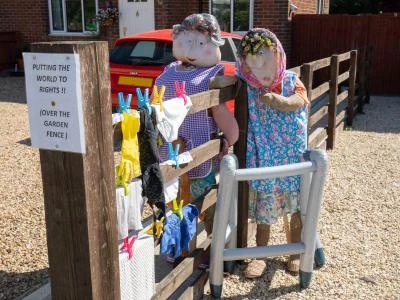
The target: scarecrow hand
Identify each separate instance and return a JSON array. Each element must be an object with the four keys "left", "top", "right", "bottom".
[
  {"left": 209, "top": 75, "right": 238, "bottom": 89},
  {"left": 218, "top": 136, "right": 229, "bottom": 160},
  {"left": 261, "top": 93, "right": 304, "bottom": 112}
]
